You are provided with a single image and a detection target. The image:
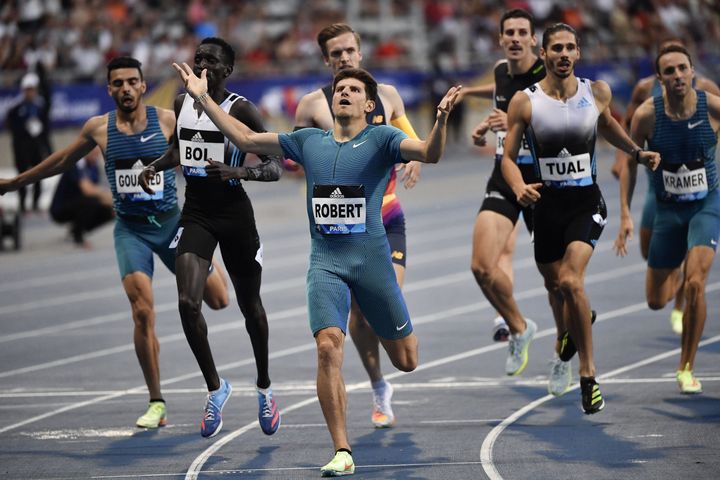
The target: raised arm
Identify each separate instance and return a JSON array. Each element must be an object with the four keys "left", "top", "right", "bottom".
[
  {"left": 173, "top": 62, "right": 284, "bottom": 157},
  {"left": 0, "top": 117, "right": 101, "bottom": 195},
  {"left": 399, "top": 85, "right": 461, "bottom": 163},
  {"left": 500, "top": 91, "right": 541, "bottom": 206},
  {"left": 614, "top": 98, "right": 656, "bottom": 256}
]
